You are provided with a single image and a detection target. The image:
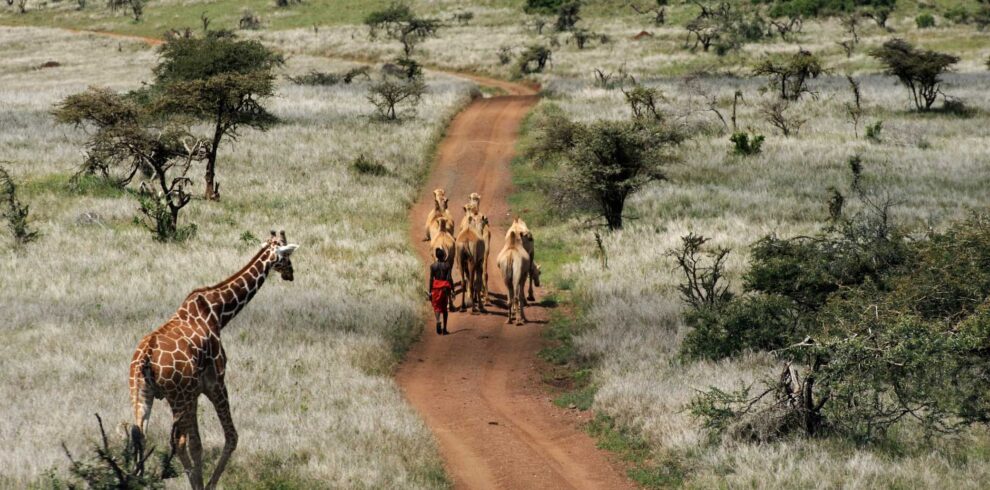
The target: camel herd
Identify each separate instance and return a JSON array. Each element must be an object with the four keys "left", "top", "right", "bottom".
[{"left": 425, "top": 188, "right": 541, "bottom": 325}]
